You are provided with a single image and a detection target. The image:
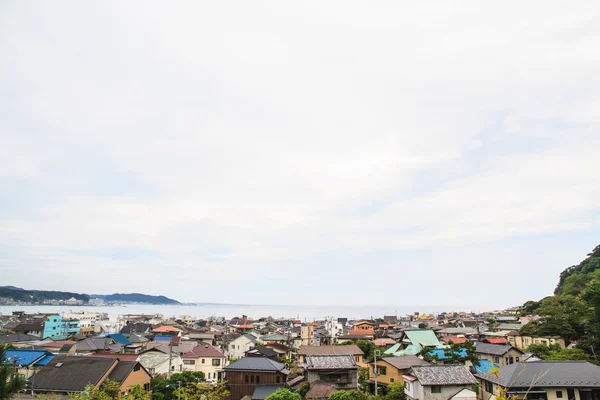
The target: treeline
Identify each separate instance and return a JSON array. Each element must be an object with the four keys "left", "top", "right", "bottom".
[
  {"left": 0, "top": 286, "right": 89, "bottom": 303},
  {"left": 519, "top": 243, "right": 600, "bottom": 358}
]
